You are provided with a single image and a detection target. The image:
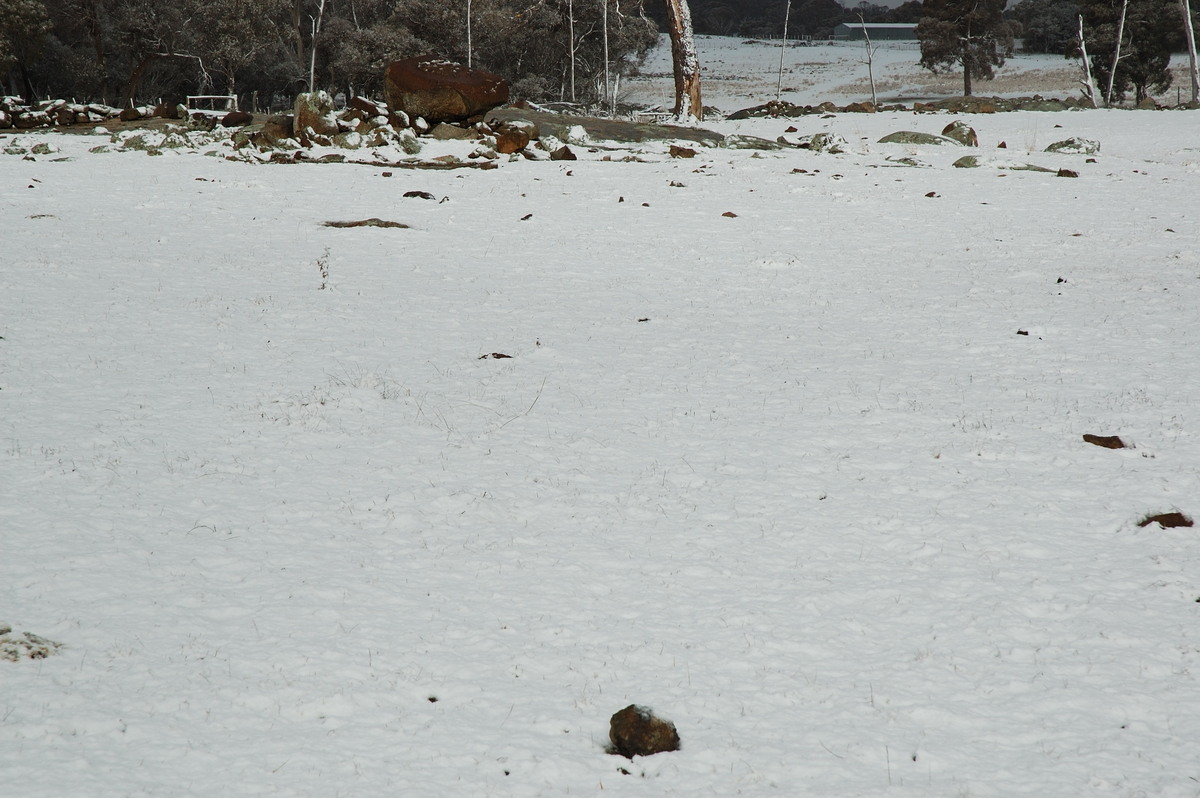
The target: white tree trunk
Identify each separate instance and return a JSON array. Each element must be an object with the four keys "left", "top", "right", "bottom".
[
  {"left": 1181, "top": 0, "right": 1200, "bottom": 103},
  {"left": 858, "top": 12, "right": 878, "bottom": 106},
  {"left": 568, "top": 0, "right": 576, "bottom": 101},
  {"left": 776, "top": 0, "right": 791, "bottom": 100},
  {"left": 308, "top": 0, "right": 326, "bottom": 93},
  {"left": 603, "top": 0, "right": 611, "bottom": 112},
  {"left": 1077, "top": 15, "right": 1099, "bottom": 108},
  {"left": 1105, "top": 0, "right": 1128, "bottom": 106},
  {"left": 662, "top": 0, "right": 702, "bottom": 120}
]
